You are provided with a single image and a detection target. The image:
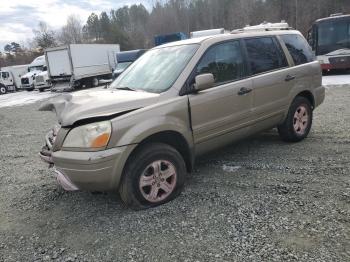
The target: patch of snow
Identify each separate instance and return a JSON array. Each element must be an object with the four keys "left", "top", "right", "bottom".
[
  {"left": 222, "top": 164, "right": 242, "bottom": 173},
  {"left": 0, "top": 90, "right": 57, "bottom": 109},
  {"left": 322, "top": 75, "right": 350, "bottom": 87}
]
